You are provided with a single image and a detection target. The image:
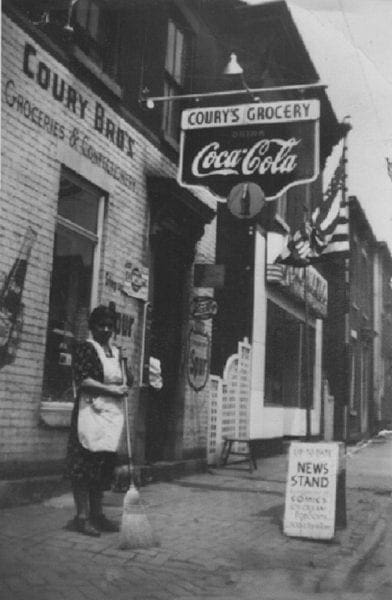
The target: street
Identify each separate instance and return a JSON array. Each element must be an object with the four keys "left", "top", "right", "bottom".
[
  {"left": 0, "top": 436, "right": 391, "bottom": 600},
  {"left": 349, "top": 509, "right": 392, "bottom": 600},
  {"left": 345, "top": 435, "right": 392, "bottom": 598}
]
